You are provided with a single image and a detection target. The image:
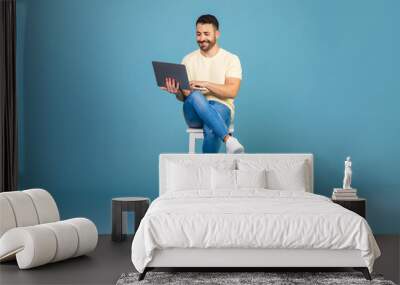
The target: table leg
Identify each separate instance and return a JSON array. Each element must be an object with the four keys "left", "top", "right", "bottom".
[{"left": 112, "top": 201, "right": 126, "bottom": 241}]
